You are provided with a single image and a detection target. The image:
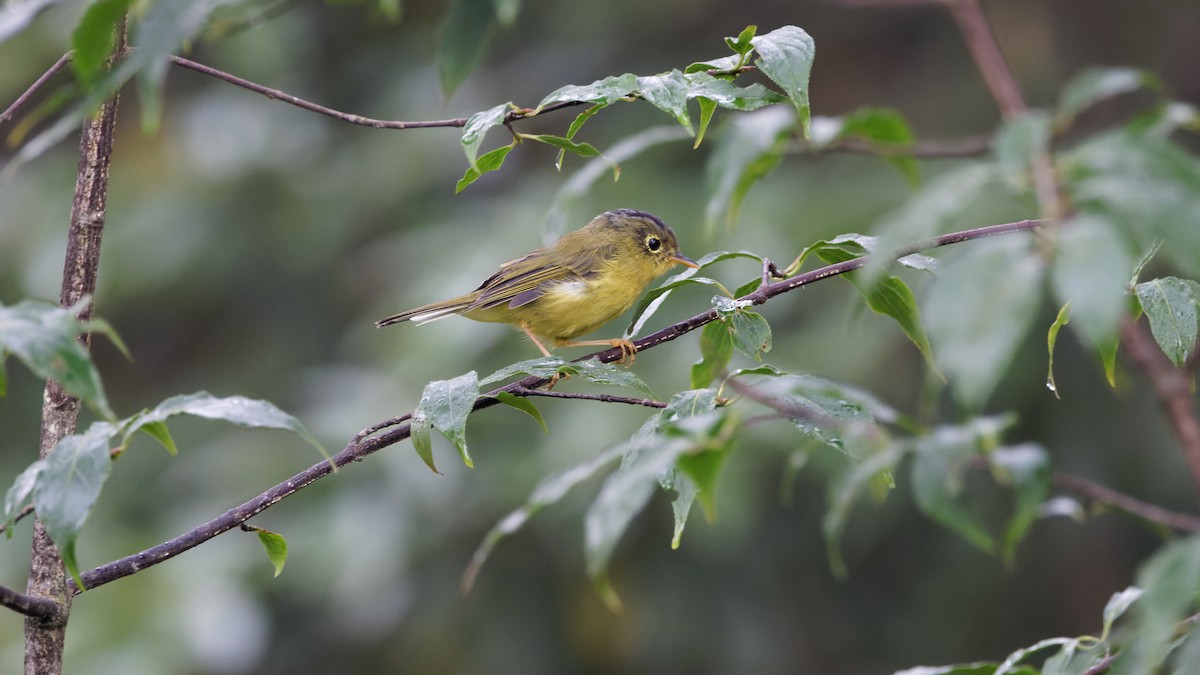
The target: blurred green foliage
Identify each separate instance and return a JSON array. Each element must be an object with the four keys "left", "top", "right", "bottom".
[{"left": 3, "top": 0, "right": 1200, "bottom": 674}]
